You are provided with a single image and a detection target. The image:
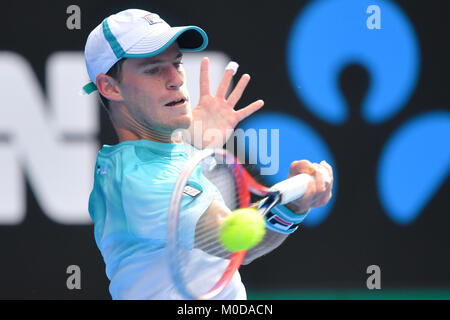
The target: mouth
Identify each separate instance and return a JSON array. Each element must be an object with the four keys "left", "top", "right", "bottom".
[{"left": 164, "top": 97, "right": 188, "bottom": 107}]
